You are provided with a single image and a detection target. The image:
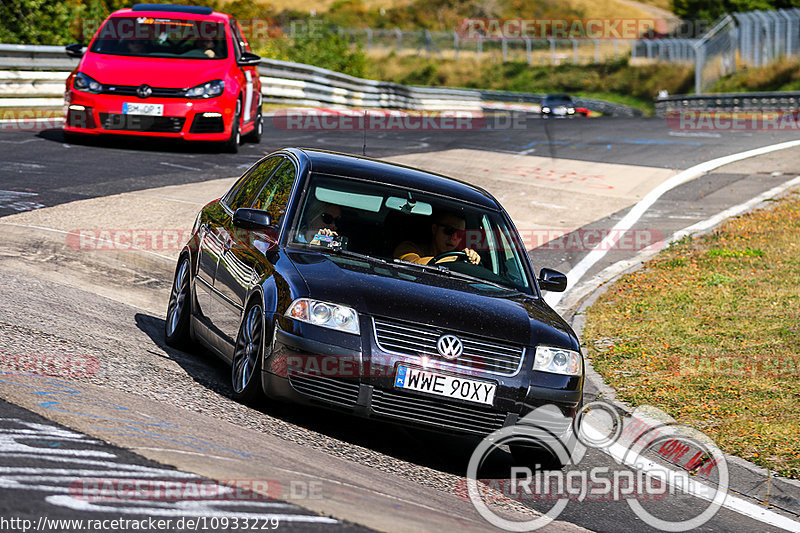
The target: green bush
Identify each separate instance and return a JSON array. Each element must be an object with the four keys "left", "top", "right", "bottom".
[{"left": 272, "top": 25, "right": 368, "bottom": 78}]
